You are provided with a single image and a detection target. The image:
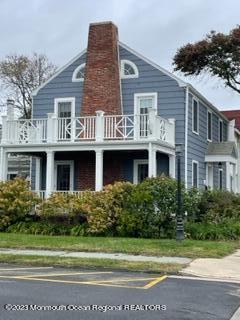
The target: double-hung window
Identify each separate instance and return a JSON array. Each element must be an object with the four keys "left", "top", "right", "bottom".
[
  {"left": 207, "top": 111, "right": 212, "bottom": 141},
  {"left": 219, "top": 120, "right": 223, "bottom": 142},
  {"left": 192, "top": 98, "right": 199, "bottom": 134},
  {"left": 192, "top": 161, "right": 199, "bottom": 188}
]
